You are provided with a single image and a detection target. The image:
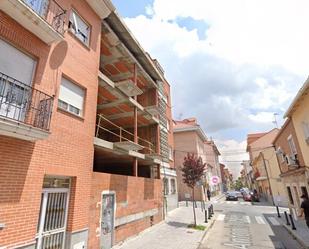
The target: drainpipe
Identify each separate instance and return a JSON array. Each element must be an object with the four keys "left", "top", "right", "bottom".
[{"left": 261, "top": 152, "right": 275, "bottom": 205}]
